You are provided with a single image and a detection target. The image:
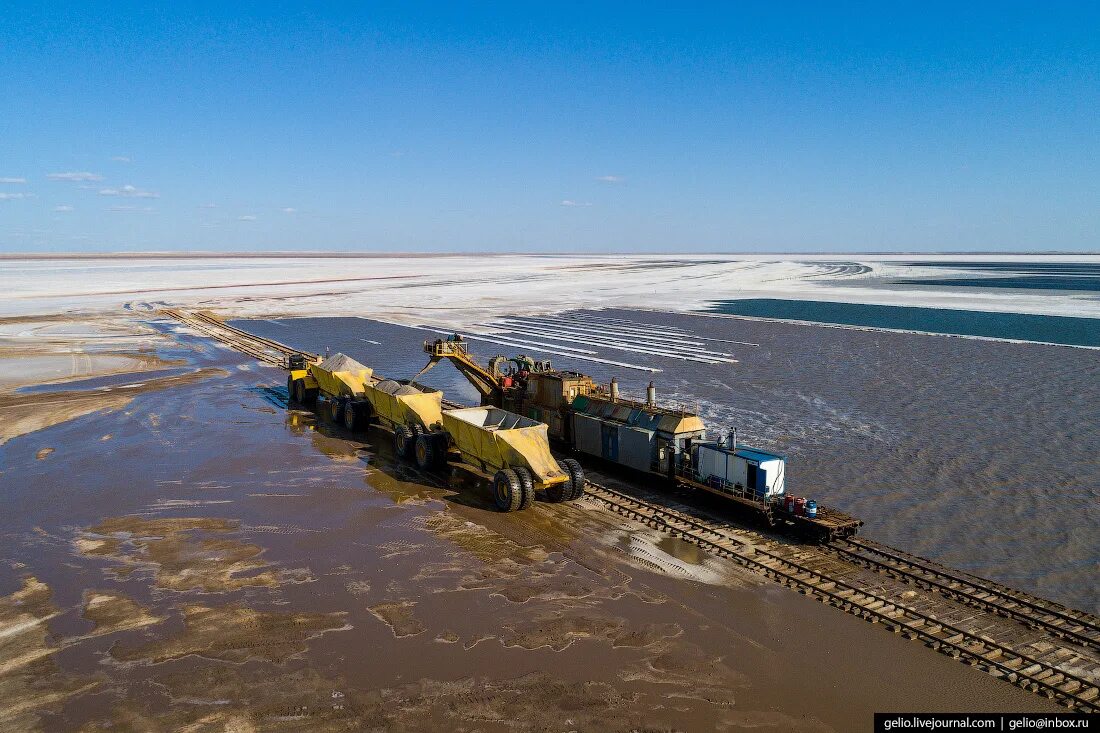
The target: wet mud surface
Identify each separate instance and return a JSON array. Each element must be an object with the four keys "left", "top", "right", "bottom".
[{"left": 0, "top": 314, "right": 1063, "bottom": 730}]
